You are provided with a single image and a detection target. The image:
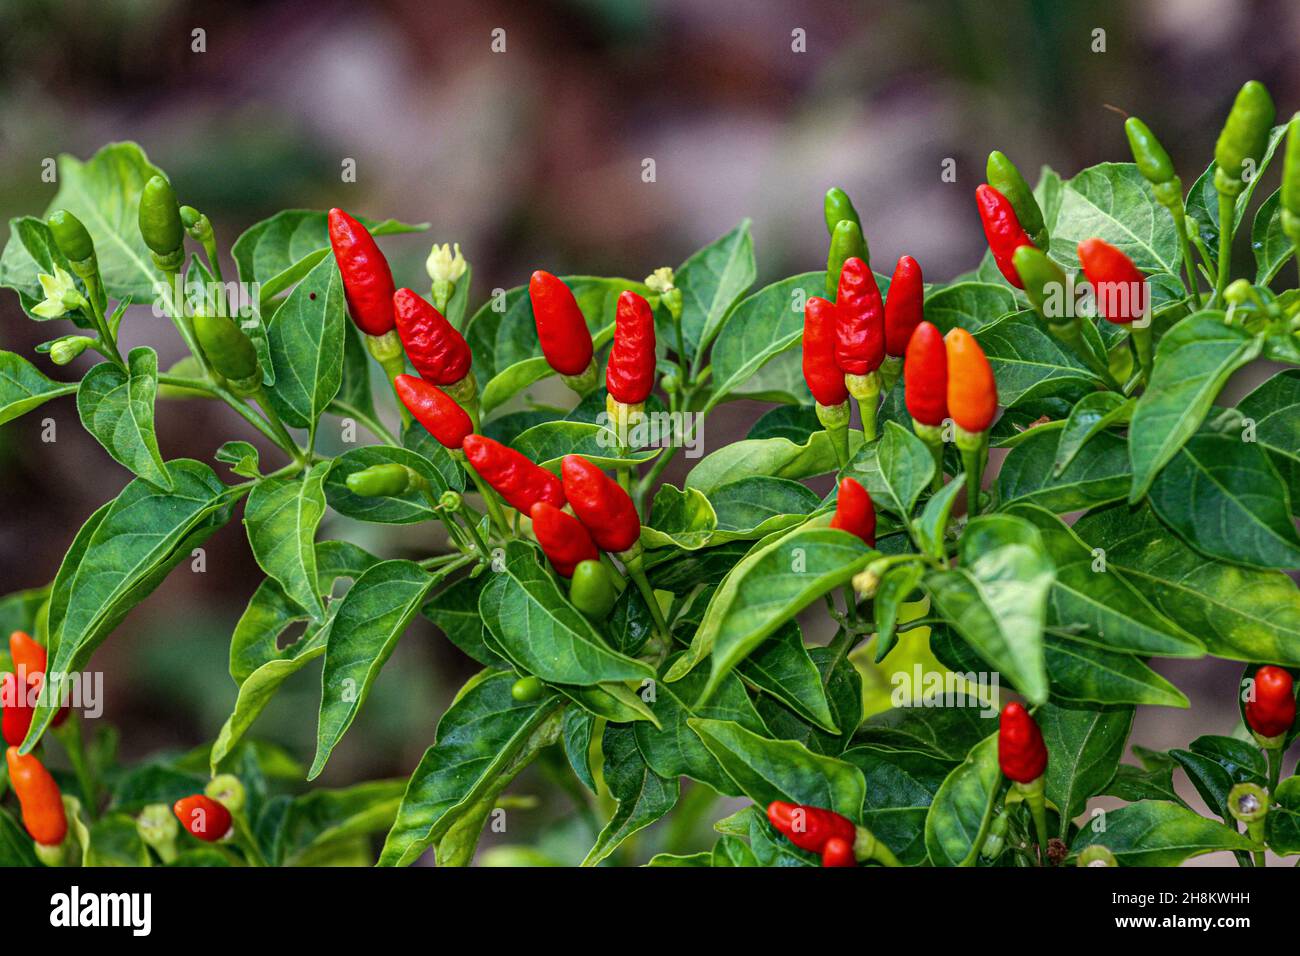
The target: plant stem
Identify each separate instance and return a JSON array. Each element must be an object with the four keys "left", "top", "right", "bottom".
[
  {"left": 251, "top": 386, "right": 307, "bottom": 463},
  {"left": 1267, "top": 745, "right": 1284, "bottom": 795},
  {"left": 458, "top": 452, "right": 510, "bottom": 537},
  {"left": 329, "top": 400, "right": 399, "bottom": 446},
  {"left": 1174, "top": 208, "right": 1203, "bottom": 308},
  {"left": 84, "top": 277, "right": 124, "bottom": 366},
  {"left": 54, "top": 715, "right": 98, "bottom": 820},
  {"left": 1213, "top": 191, "right": 1236, "bottom": 307},
  {"left": 159, "top": 374, "right": 284, "bottom": 449}
]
